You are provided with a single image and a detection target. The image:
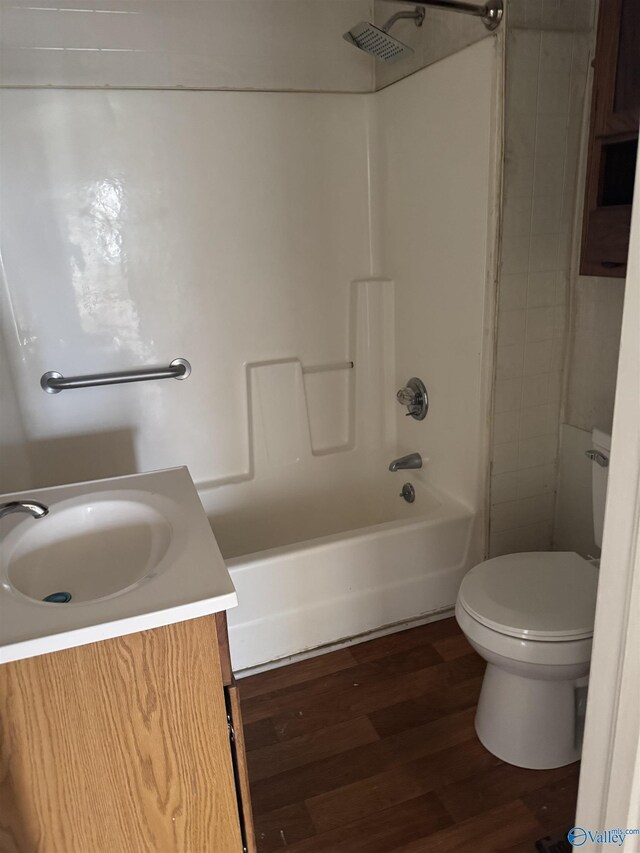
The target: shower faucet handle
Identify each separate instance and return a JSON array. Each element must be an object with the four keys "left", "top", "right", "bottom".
[
  {"left": 397, "top": 387, "right": 418, "bottom": 407},
  {"left": 396, "top": 377, "right": 429, "bottom": 421}
]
